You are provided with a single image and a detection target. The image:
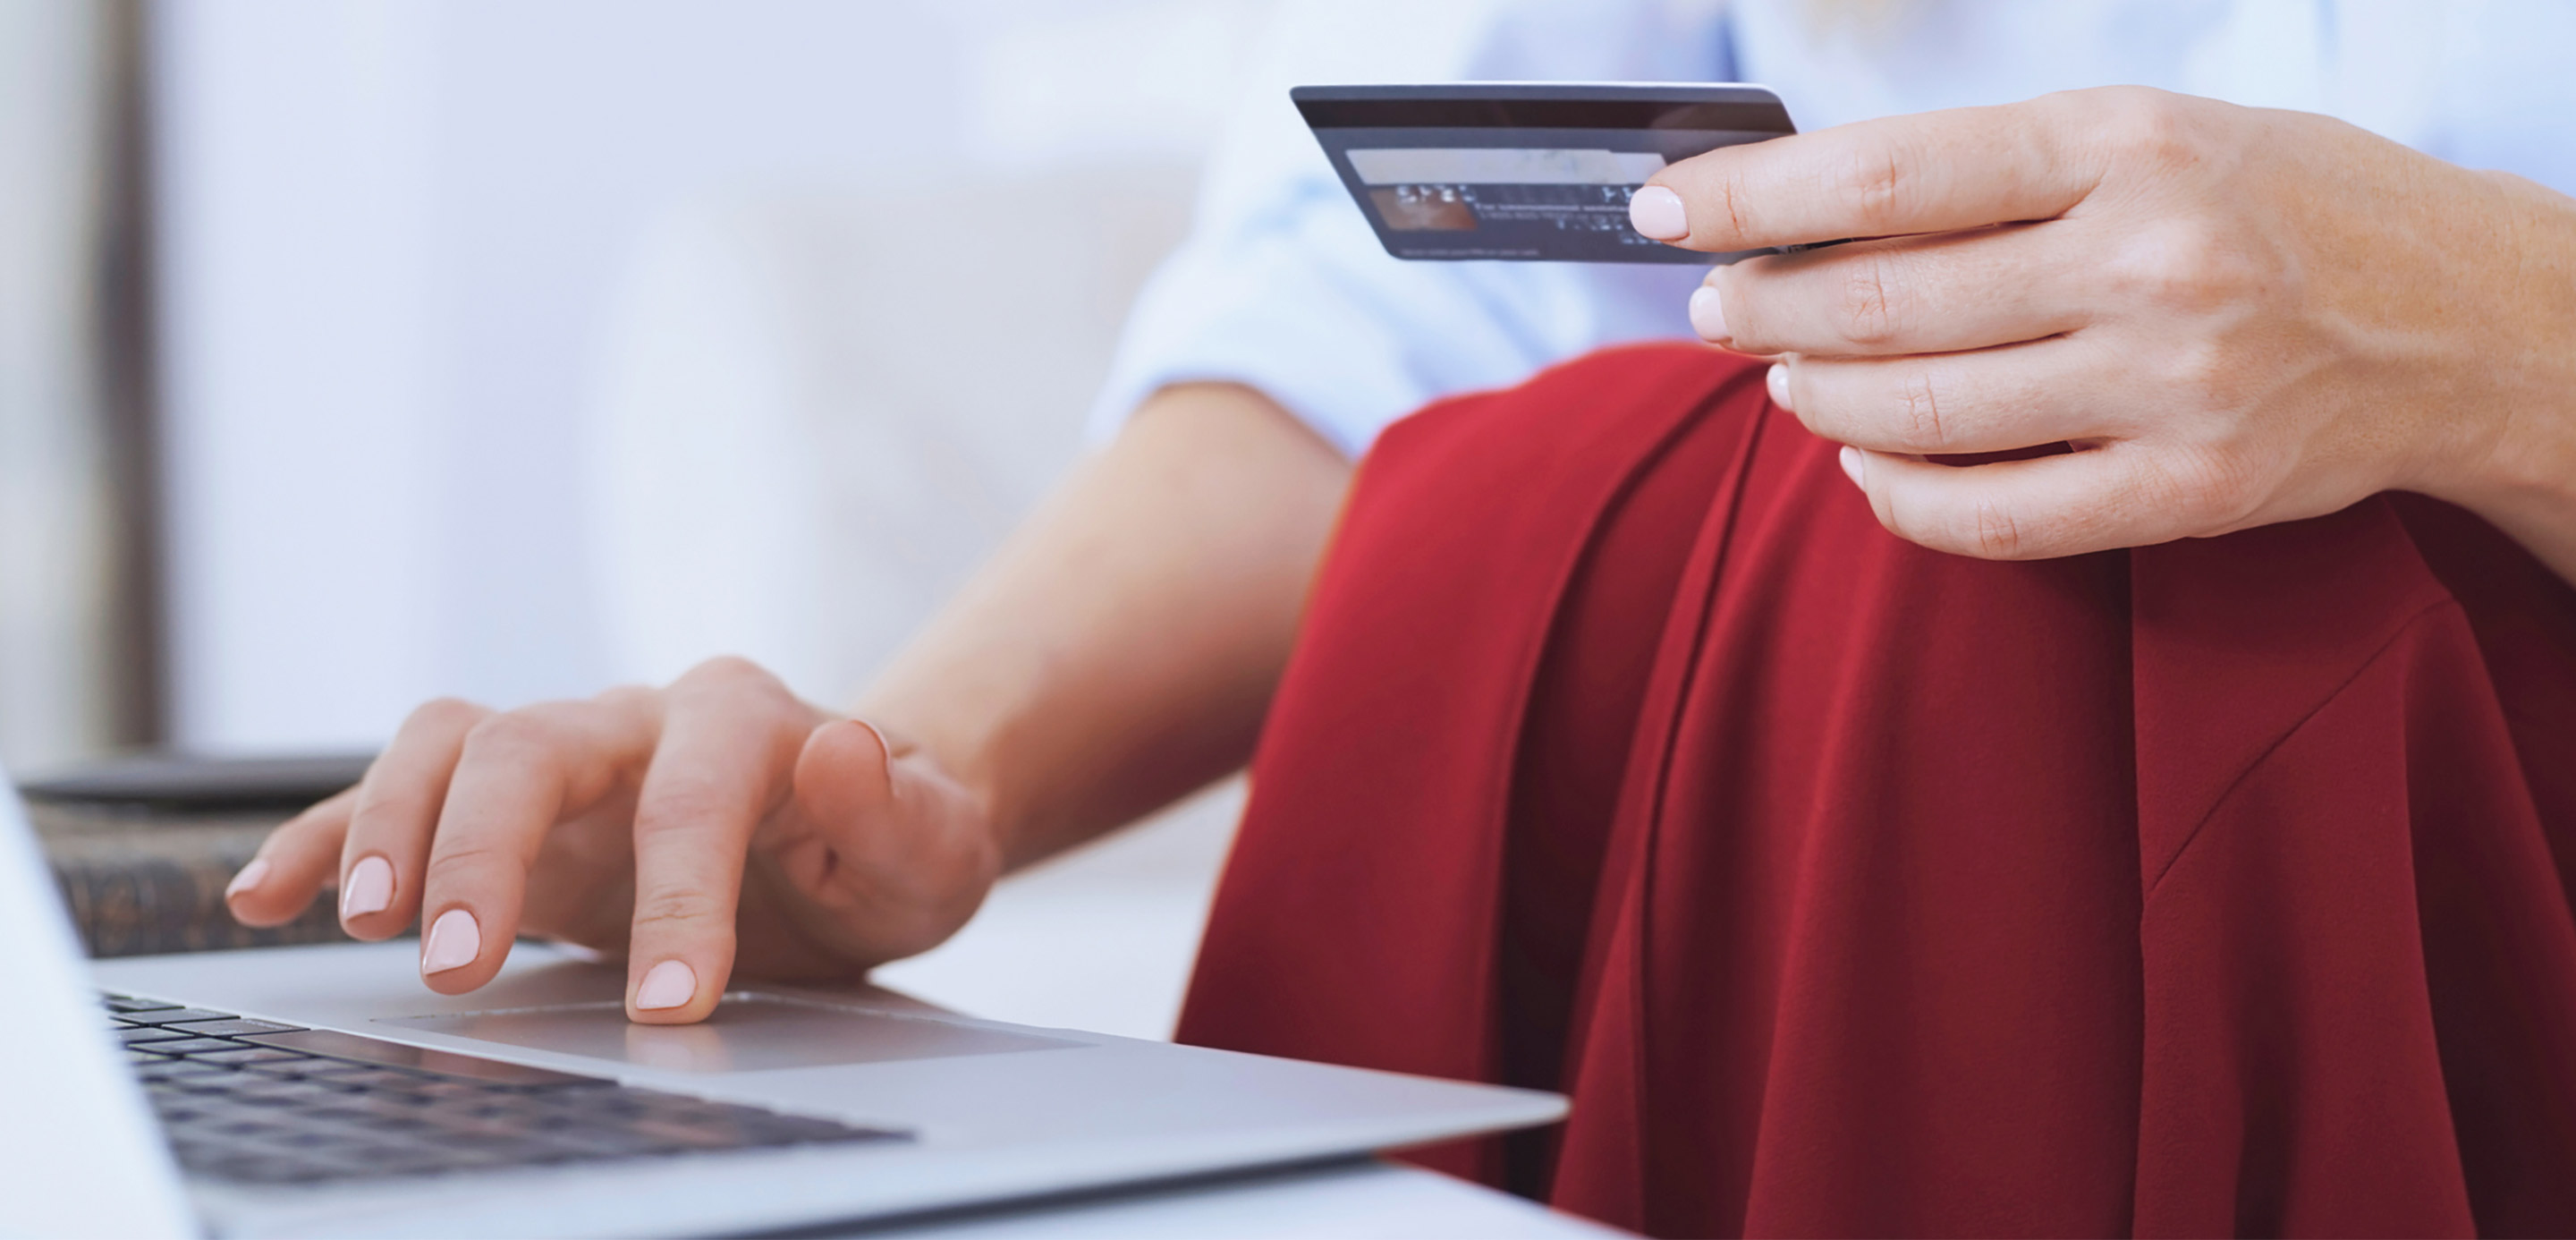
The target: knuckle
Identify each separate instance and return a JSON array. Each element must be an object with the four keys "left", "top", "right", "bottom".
[
  {"left": 406, "top": 696, "right": 487, "bottom": 735},
  {"left": 1834, "top": 253, "right": 1908, "bottom": 347},
  {"left": 1966, "top": 497, "right": 2030, "bottom": 560},
  {"left": 685, "top": 654, "right": 777, "bottom": 691},
  {"left": 462, "top": 709, "right": 564, "bottom": 762},
  {"left": 593, "top": 683, "right": 661, "bottom": 715},
  {"left": 676, "top": 656, "right": 800, "bottom": 717},
  {"left": 1894, "top": 369, "right": 1950, "bottom": 451},
  {"left": 423, "top": 837, "right": 521, "bottom": 888},
  {"left": 2107, "top": 222, "right": 2267, "bottom": 316},
  {"left": 2157, "top": 443, "right": 2267, "bottom": 529},
  {"left": 2103, "top": 87, "right": 2199, "bottom": 167},
  {"left": 2152, "top": 338, "right": 2243, "bottom": 412},
  {"left": 1715, "top": 167, "right": 1755, "bottom": 242},
  {"left": 630, "top": 886, "right": 728, "bottom": 930},
  {"left": 1837, "top": 140, "right": 1911, "bottom": 234}
]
